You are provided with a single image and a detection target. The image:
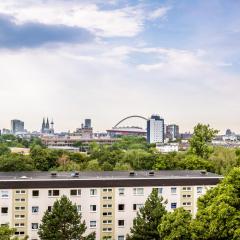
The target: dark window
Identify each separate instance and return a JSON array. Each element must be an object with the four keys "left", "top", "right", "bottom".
[
  {"left": 32, "top": 190, "right": 39, "bottom": 197},
  {"left": 118, "top": 204, "right": 125, "bottom": 211},
  {"left": 1, "top": 207, "right": 8, "bottom": 214},
  {"left": 171, "top": 203, "right": 177, "bottom": 209},
  {"left": 118, "top": 220, "right": 125, "bottom": 226}
]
